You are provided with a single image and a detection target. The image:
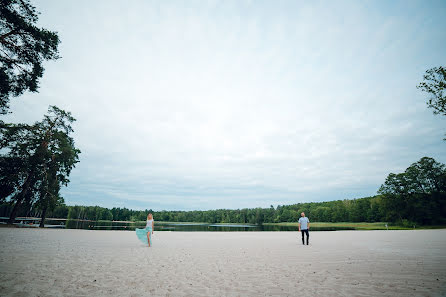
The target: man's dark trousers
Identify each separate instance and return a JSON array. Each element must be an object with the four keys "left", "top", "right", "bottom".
[{"left": 301, "top": 229, "right": 309, "bottom": 245}]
